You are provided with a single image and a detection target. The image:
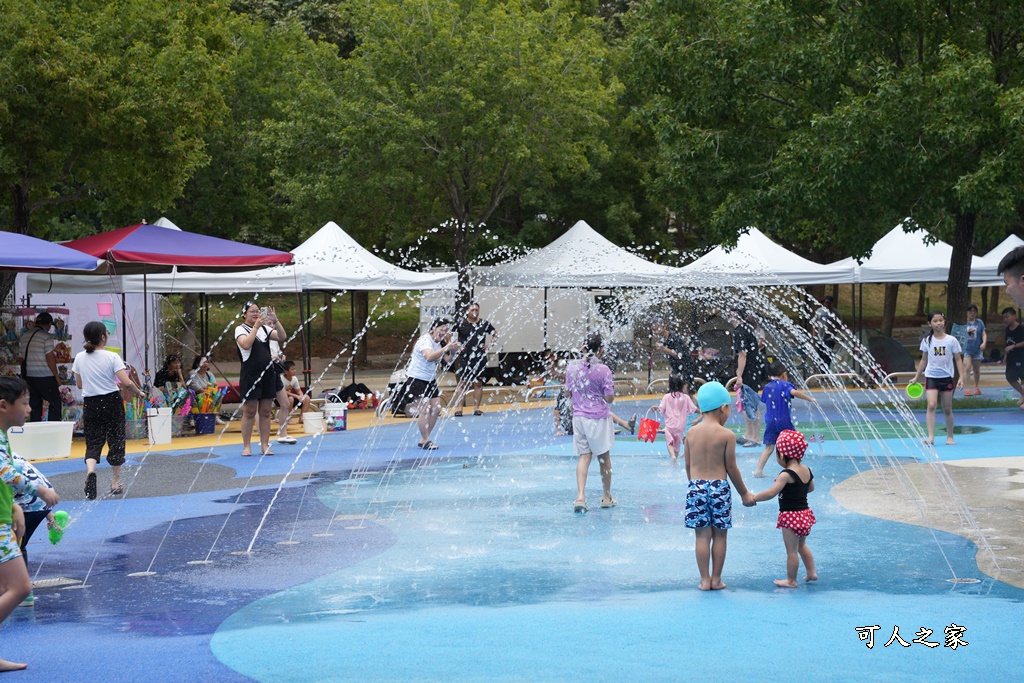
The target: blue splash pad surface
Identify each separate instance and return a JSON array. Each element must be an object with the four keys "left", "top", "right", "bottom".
[{"left": 6, "top": 402, "right": 1022, "bottom": 681}]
